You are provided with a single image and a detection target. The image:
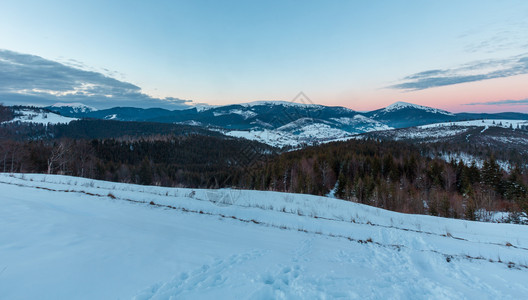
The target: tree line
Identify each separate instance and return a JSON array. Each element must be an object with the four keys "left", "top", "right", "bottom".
[{"left": 242, "top": 139, "right": 527, "bottom": 221}]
